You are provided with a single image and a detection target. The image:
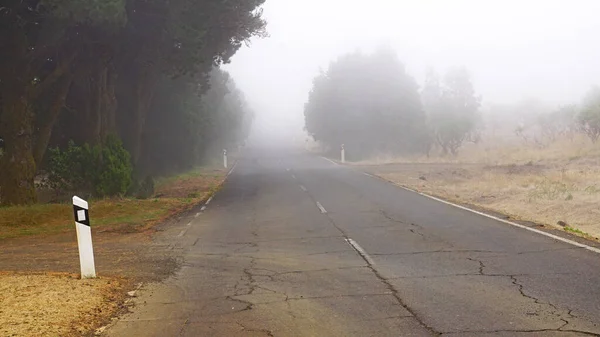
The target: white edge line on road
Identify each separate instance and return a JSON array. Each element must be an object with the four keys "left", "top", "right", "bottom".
[
  {"left": 206, "top": 196, "right": 213, "bottom": 205},
  {"left": 194, "top": 212, "right": 200, "bottom": 218},
  {"left": 227, "top": 162, "right": 238, "bottom": 176},
  {"left": 291, "top": 174, "right": 297, "bottom": 179},
  {"left": 346, "top": 238, "right": 376, "bottom": 266},
  {"left": 177, "top": 229, "right": 188, "bottom": 237},
  {"left": 320, "top": 156, "right": 338, "bottom": 165},
  {"left": 300, "top": 185, "right": 307, "bottom": 192},
  {"left": 200, "top": 205, "right": 207, "bottom": 212},
  {"left": 392, "top": 183, "right": 600, "bottom": 255},
  {"left": 316, "top": 201, "right": 327, "bottom": 214},
  {"left": 363, "top": 172, "right": 375, "bottom": 178},
  {"left": 187, "top": 222, "right": 192, "bottom": 227}
]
